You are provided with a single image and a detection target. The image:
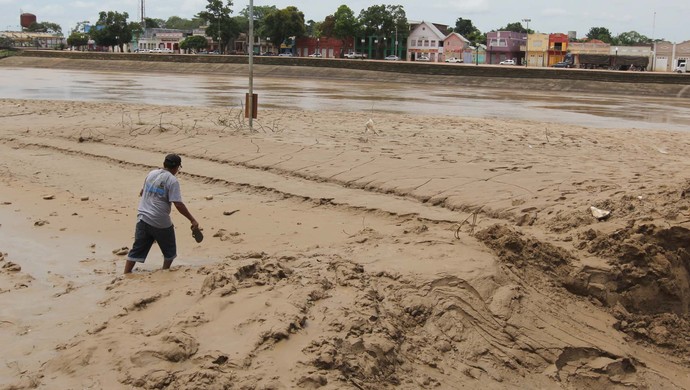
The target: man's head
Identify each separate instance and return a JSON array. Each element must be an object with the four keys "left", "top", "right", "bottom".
[{"left": 164, "top": 154, "right": 182, "bottom": 171}]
